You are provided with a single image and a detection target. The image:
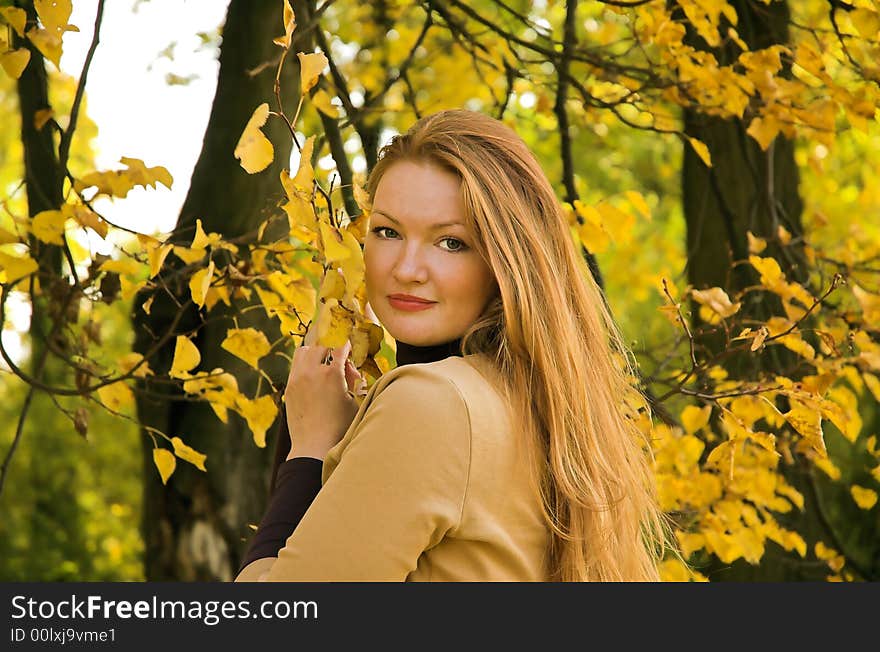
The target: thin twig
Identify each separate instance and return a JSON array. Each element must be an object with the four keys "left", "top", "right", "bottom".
[{"left": 58, "top": 0, "right": 105, "bottom": 171}]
